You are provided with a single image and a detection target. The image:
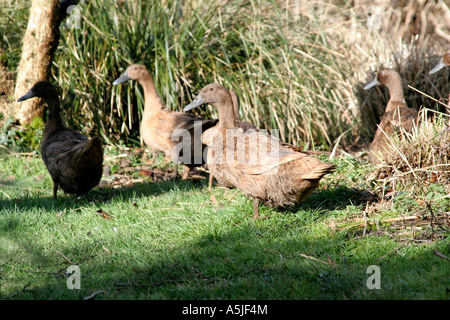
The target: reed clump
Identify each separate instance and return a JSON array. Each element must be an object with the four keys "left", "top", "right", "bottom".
[{"left": 368, "top": 109, "right": 450, "bottom": 191}]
